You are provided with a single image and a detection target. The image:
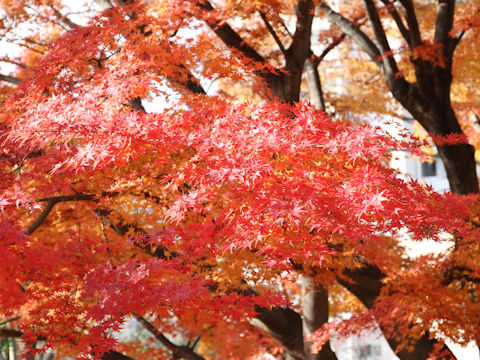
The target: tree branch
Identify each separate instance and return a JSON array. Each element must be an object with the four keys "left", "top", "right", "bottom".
[
  {"left": 200, "top": 1, "right": 265, "bottom": 64},
  {"left": 0, "top": 329, "right": 22, "bottom": 338},
  {"left": 287, "top": 0, "right": 315, "bottom": 68},
  {"left": 452, "top": 31, "right": 465, "bottom": 52},
  {"left": 251, "top": 307, "right": 308, "bottom": 360},
  {"left": 0, "top": 73, "right": 21, "bottom": 85},
  {"left": 318, "top": 2, "right": 382, "bottom": 66},
  {"left": 337, "top": 264, "right": 458, "bottom": 360},
  {"left": 100, "top": 0, "right": 206, "bottom": 96},
  {"left": 434, "top": 0, "right": 456, "bottom": 59},
  {"left": 380, "top": 0, "right": 411, "bottom": 47},
  {"left": 320, "top": 1, "right": 412, "bottom": 105},
  {"left": 50, "top": 5, "right": 79, "bottom": 29},
  {"left": 314, "top": 33, "right": 347, "bottom": 65},
  {"left": 399, "top": 0, "right": 422, "bottom": 49},
  {"left": 0, "top": 328, "right": 131, "bottom": 360},
  {"left": 26, "top": 194, "right": 96, "bottom": 235},
  {"left": 304, "top": 58, "right": 325, "bottom": 111},
  {"left": 301, "top": 278, "right": 337, "bottom": 360},
  {"left": 362, "top": 0, "right": 400, "bottom": 82},
  {"left": 397, "top": 0, "right": 430, "bottom": 97},
  {"left": 259, "top": 11, "right": 287, "bottom": 57},
  {"left": 101, "top": 351, "right": 135, "bottom": 360},
  {"left": 135, "top": 316, "right": 205, "bottom": 360},
  {"left": 0, "top": 58, "right": 29, "bottom": 69}
]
